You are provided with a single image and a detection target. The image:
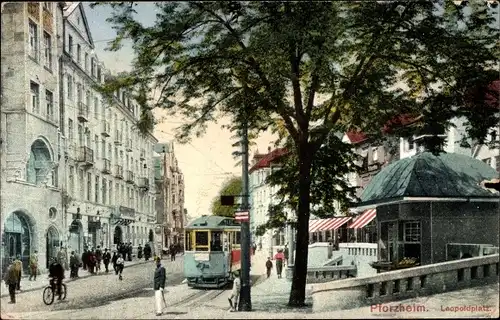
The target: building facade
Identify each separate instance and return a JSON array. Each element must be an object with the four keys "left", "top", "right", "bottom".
[
  {"left": 61, "top": 2, "right": 158, "bottom": 255},
  {"left": 154, "top": 141, "right": 185, "bottom": 251},
  {"left": 472, "top": 126, "right": 500, "bottom": 173},
  {"left": 1, "top": 2, "right": 160, "bottom": 275},
  {"left": 1, "top": 2, "right": 65, "bottom": 273}
]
